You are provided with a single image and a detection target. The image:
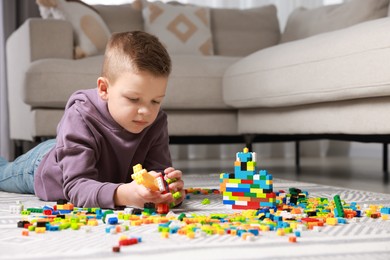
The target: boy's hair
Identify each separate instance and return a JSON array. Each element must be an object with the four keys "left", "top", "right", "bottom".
[{"left": 101, "top": 31, "right": 171, "bottom": 82}]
